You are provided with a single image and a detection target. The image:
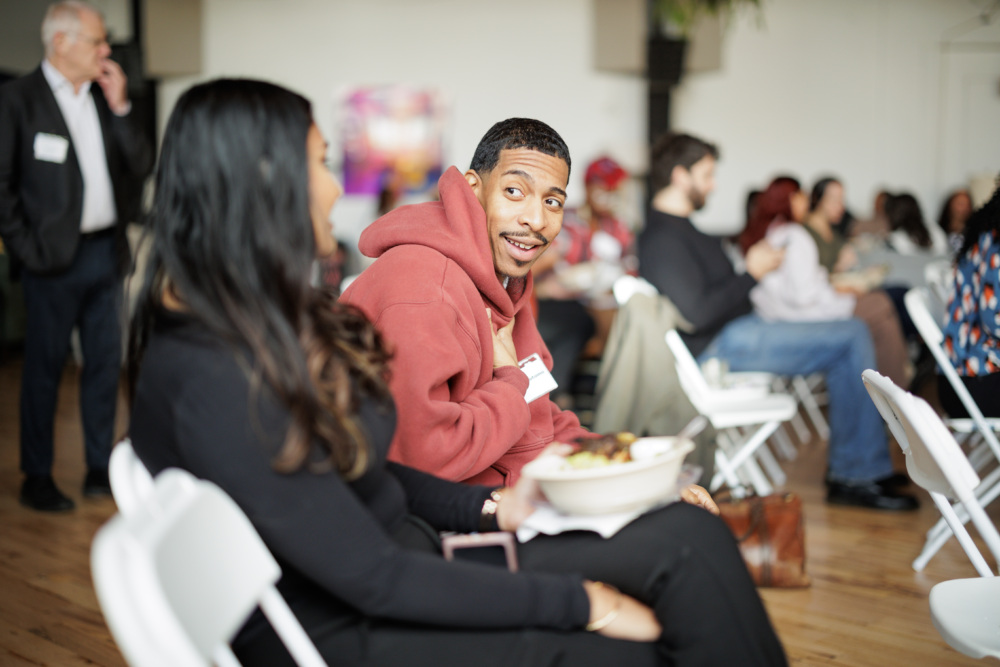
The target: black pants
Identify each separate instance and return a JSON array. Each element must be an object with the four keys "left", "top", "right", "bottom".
[
  {"left": 535, "top": 298, "right": 595, "bottom": 400},
  {"left": 937, "top": 371, "right": 1000, "bottom": 418},
  {"left": 237, "top": 503, "right": 787, "bottom": 666},
  {"left": 19, "top": 233, "right": 122, "bottom": 476}
]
